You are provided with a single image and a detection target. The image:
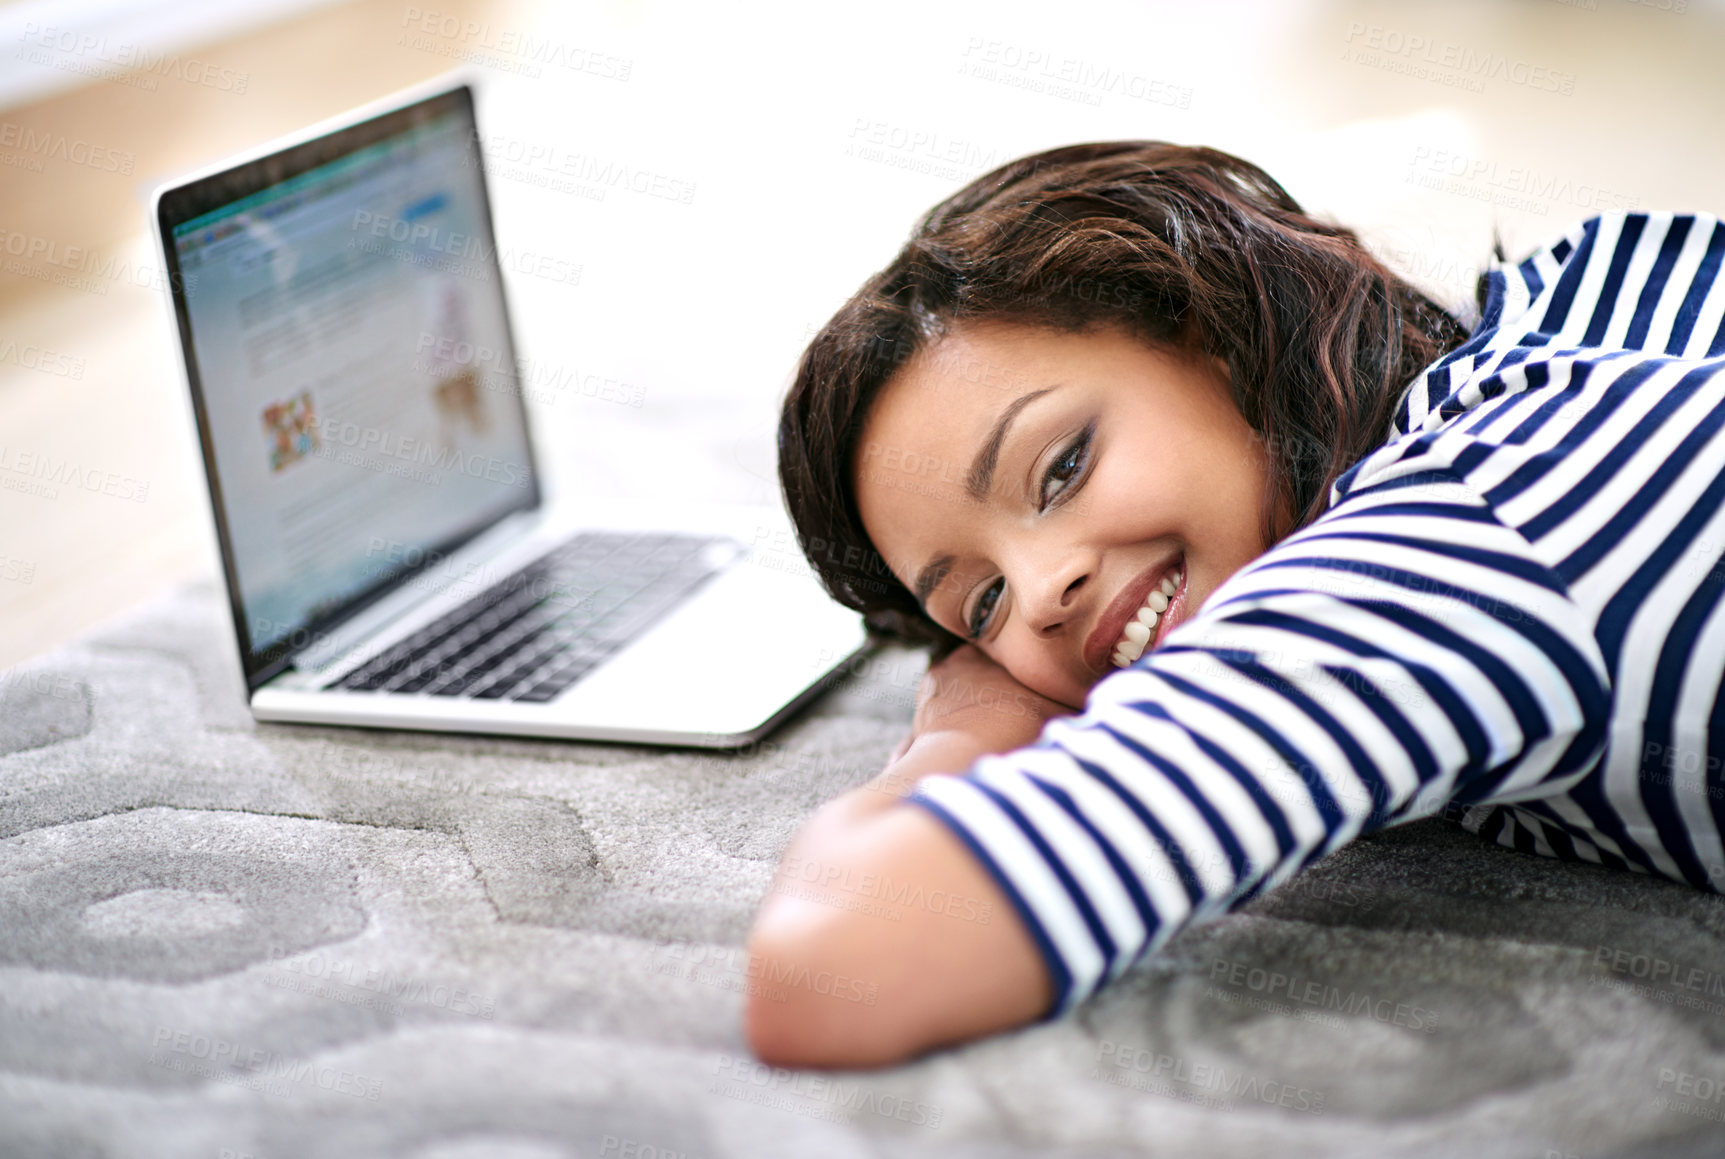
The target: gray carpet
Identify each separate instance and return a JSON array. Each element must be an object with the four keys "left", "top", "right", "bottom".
[{"left": 4, "top": 579, "right": 1725, "bottom": 1159}]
